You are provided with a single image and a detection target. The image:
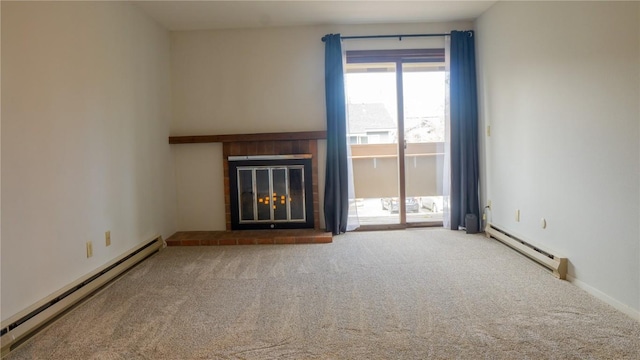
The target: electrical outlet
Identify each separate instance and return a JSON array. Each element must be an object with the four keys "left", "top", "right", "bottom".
[
  {"left": 515, "top": 209, "right": 520, "bottom": 222},
  {"left": 487, "top": 200, "right": 492, "bottom": 208},
  {"left": 86, "top": 241, "right": 93, "bottom": 258},
  {"left": 105, "top": 231, "right": 111, "bottom": 247},
  {"left": 486, "top": 125, "right": 491, "bottom": 137}
]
